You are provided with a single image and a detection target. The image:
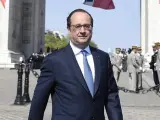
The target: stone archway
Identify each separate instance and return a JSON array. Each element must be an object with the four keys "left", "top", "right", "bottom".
[
  {"left": 0, "top": 0, "right": 45, "bottom": 67},
  {"left": 141, "top": 0, "right": 160, "bottom": 54}
]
